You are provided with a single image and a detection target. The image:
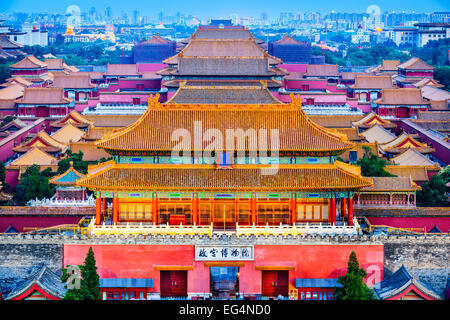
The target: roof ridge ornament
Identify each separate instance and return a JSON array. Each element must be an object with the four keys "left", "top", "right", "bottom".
[
  {"left": 290, "top": 94, "right": 302, "bottom": 109},
  {"left": 147, "top": 94, "right": 160, "bottom": 108}
]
